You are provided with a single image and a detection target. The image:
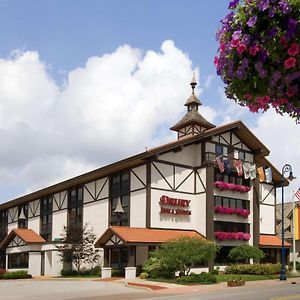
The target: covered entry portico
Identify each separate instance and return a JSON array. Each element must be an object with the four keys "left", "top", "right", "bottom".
[{"left": 95, "top": 226, "right": 205, "bottom": 279}]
